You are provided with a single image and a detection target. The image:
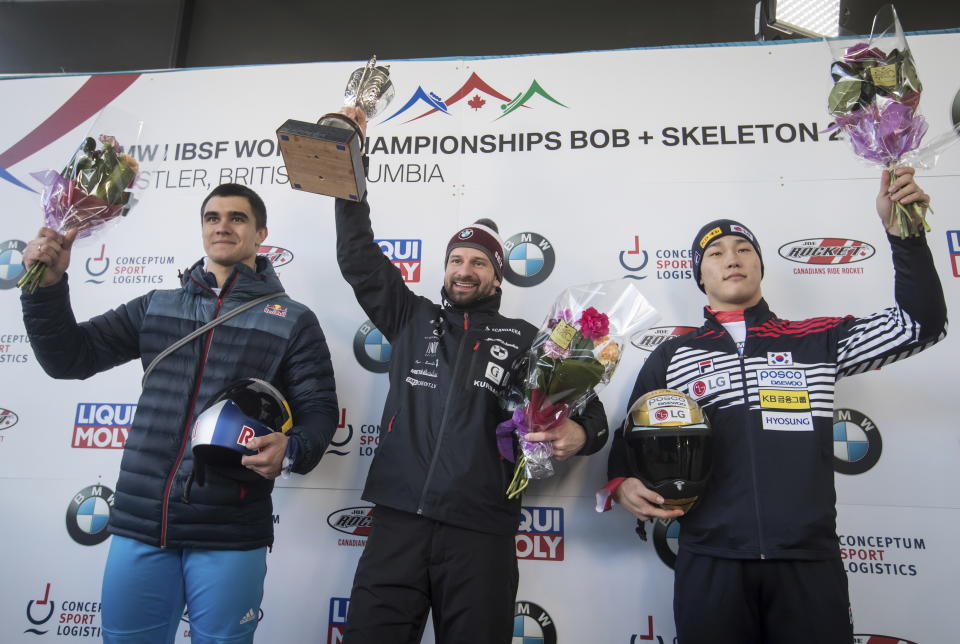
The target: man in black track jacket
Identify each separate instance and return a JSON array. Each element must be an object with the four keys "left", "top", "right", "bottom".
[
  {"left": 602, "top": 167, "right": 946, "bottom": 644},
  {"left": 20, "top": 183, "right": 338, "bottom": 643},
  {"left": 334, "top": 110, "right": 607, "bottom": 644}
]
